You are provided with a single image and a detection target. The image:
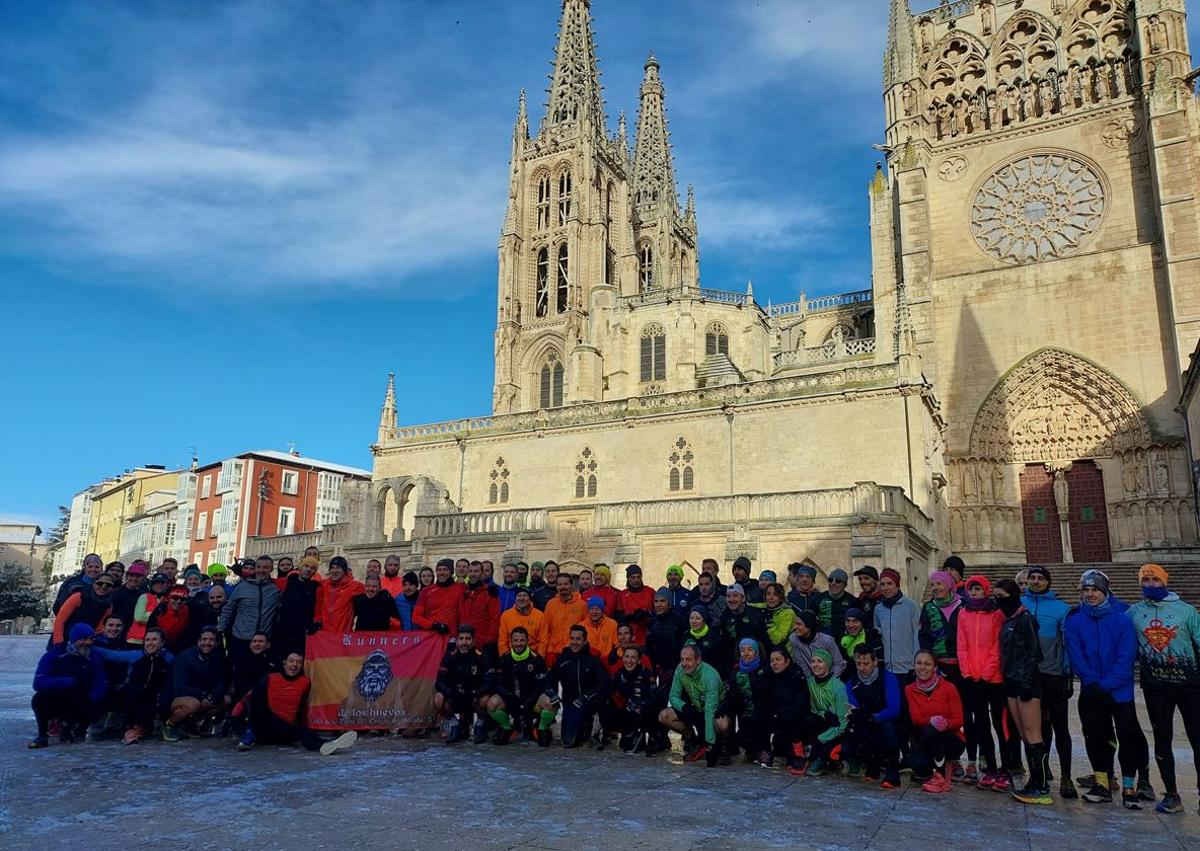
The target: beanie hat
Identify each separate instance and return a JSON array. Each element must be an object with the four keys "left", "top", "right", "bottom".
[
  {"left": 82, "top": 553, "right": 103, "bottom": 568},
  {"left": 845, "top": 607, "right": 866, "bottom": 623},
  {"left": 68, "top": 623, "right": 95, "bottom": 643},
  {"left": 965, "top": 574, "right": 992, "bottom": 595},
  {"left": 654, "top": 589, "right": 670, "bottom": 602},
  {"left": 206, "top": 563, "right": 228, "bottom": 578},
  {"left": 797, "top": 610, "right": 818, "bottom": 631},
  {"left": 727, "top": 583, "right": 746, "bottom": 596},
  {"left": 183, "top": 566, "right": 202, "bottom": 579},
  {"left": 811, "top": 647, "right": 833, "bottom": 667},
  {"left": 760, "top": 569, "right": 777, "bottom": 583},
  {"left": 594, "top": 565, "right": 612, "bottom": 580},
  {"left": 928, "top": 571, "right": 955, "bottom": 593},
  {"left": 587, "top": 596, "right": 605, "bottom": 611},
  {"left": 402, "top": 571, "right": 419, "bottom": 585},
  {"left": 168, "top": 585, "right": 189, "bottom": 599},
  {"left": 300, "top": 556, "right": 320, "bottom": 569},
  {"left": 789, "top": 563, "right": 817, "bottom": 579},
  {"left": 880, "top": 567, "right": 902, "bottom": 585},
  {"left": 1139, "top": 563, "right": 1169, "bottom": 585},
  {"left": 665, "top": 565, "right": 684, "bottom": 579},
  {"left": 330, "top": 556, "right": 349, "bottom": 570},
  {"left": 1026, "top": 565, "right": 1051, "bottom": 583},
  {"left": 942, "top": 555, "right": 966, "bottom": 574},
  {"left": 733, "top": 556, "right": 752, "bottom": 572},
  {"left": 127, "top": 561, "right": 149, "bottom": 576},
  {"left": 689, "top": 605, "right": 708, "bottom": 620},
  {"left": 1080, "top": 569, "right": 1111, "bottom": 595},
  {"left": 530, "top": 561, "right": 545, "bottom": 570},
  {"left": 853, "top": 565, "right": 879, "bottom": 581},
  {"left": 625, "top": 564, "right": 642, "bottom": 576},
  {"left": 435, "top": 557, "right": 454, "bottom": 569},
  {"left": 149, "top": 573, "right": 169, "bottom": 585},
  {"left": 828, "top": 568, "right": 848, "bottom": 584}
]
